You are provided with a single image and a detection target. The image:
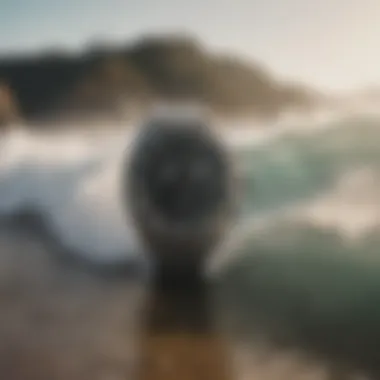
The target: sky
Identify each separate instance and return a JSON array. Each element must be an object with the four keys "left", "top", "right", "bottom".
[{"left": 1, "top": 0, "right": 380, "bottom": 92}]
